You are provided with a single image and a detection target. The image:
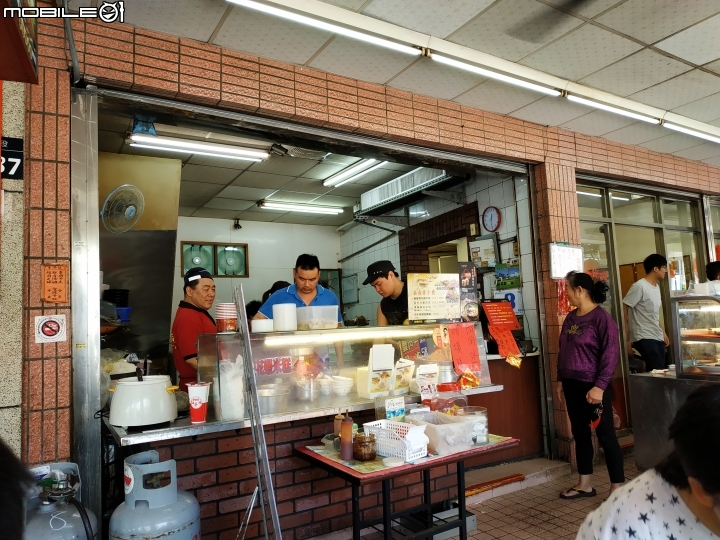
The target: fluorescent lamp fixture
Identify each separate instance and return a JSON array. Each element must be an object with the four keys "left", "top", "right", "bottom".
[
  {"left": 577, "top": 191, "right": 601, "bottom": 198},
  {"left": 566, "top": 95, "right": 660, "bottom": 124},
  {"left": 431, "top": 54, "right": 561, "bottom": 96},
  {"left": 129, "top": 134, "right": 269, "bottom": 161},
  {"left": 664, "top": 123, "right": 720, "bottom": 145},
  {"left": 227, "top": 0, "right": 420, "bottom": 55},
  {"left": 324, "top": 159, "right": 378, "bottom": 187},
  {"left": 333, "top": 161, "right": 387, "bottom": 187},
  {"left": 260, "top": 201, "right": 344, "bottom": 215},
  {"left": 611, "top": 196, "right": 630, "bottom": 202},
  {"left": 264, "top": 327, "right": 434, "bottom": 347}
]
